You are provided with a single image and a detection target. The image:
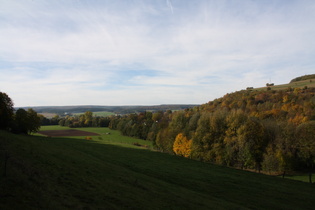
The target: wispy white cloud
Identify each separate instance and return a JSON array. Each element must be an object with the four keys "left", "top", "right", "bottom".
[{"left": 1, "top": 0, "right": 315, "bottom": 106}]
